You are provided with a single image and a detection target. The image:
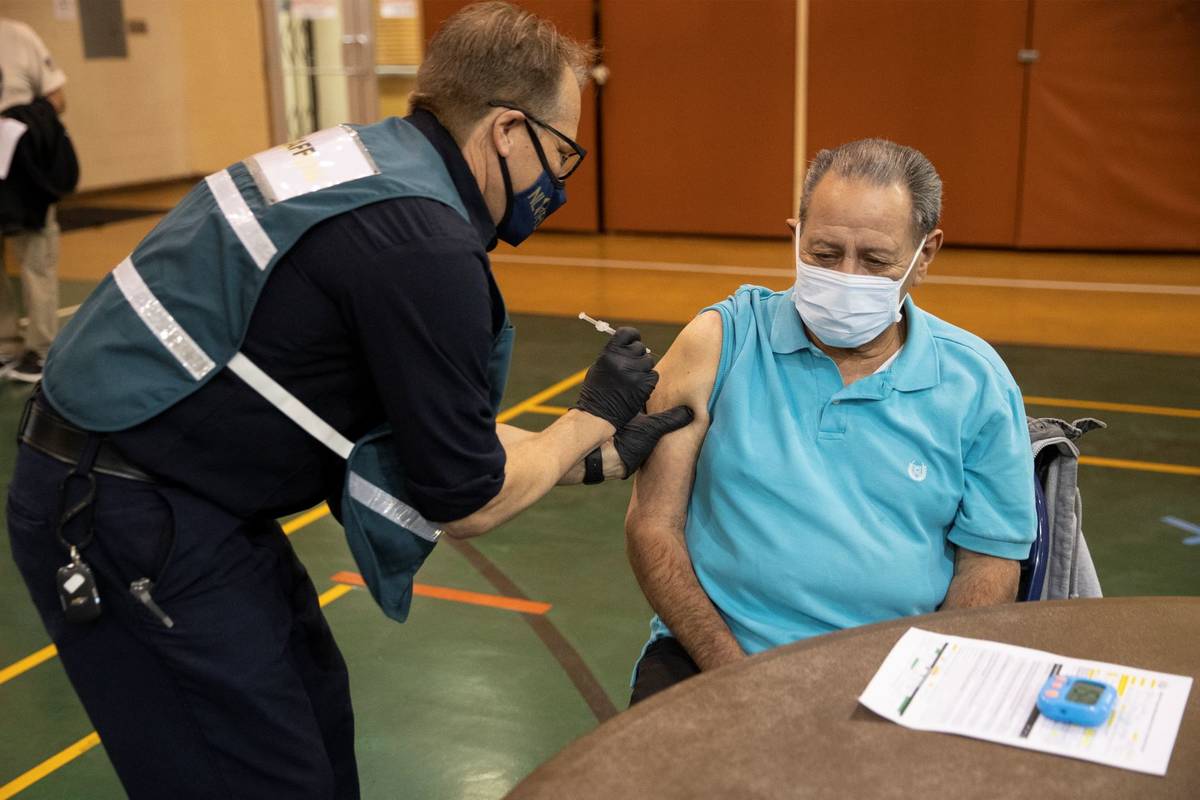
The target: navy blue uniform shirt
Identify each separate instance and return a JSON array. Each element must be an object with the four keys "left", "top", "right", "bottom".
[{"left": 110, "top": 110, "right": 507, "bottom": 523}]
